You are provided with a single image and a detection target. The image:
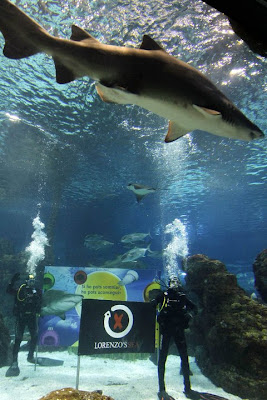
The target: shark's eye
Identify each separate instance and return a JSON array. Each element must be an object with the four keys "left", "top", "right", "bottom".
[
  {"left": 250, "top": 131, "right": 257, "bottom": 140},
  {"left": 250, "top": 130, "right": 264, "bottom": 140}
]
